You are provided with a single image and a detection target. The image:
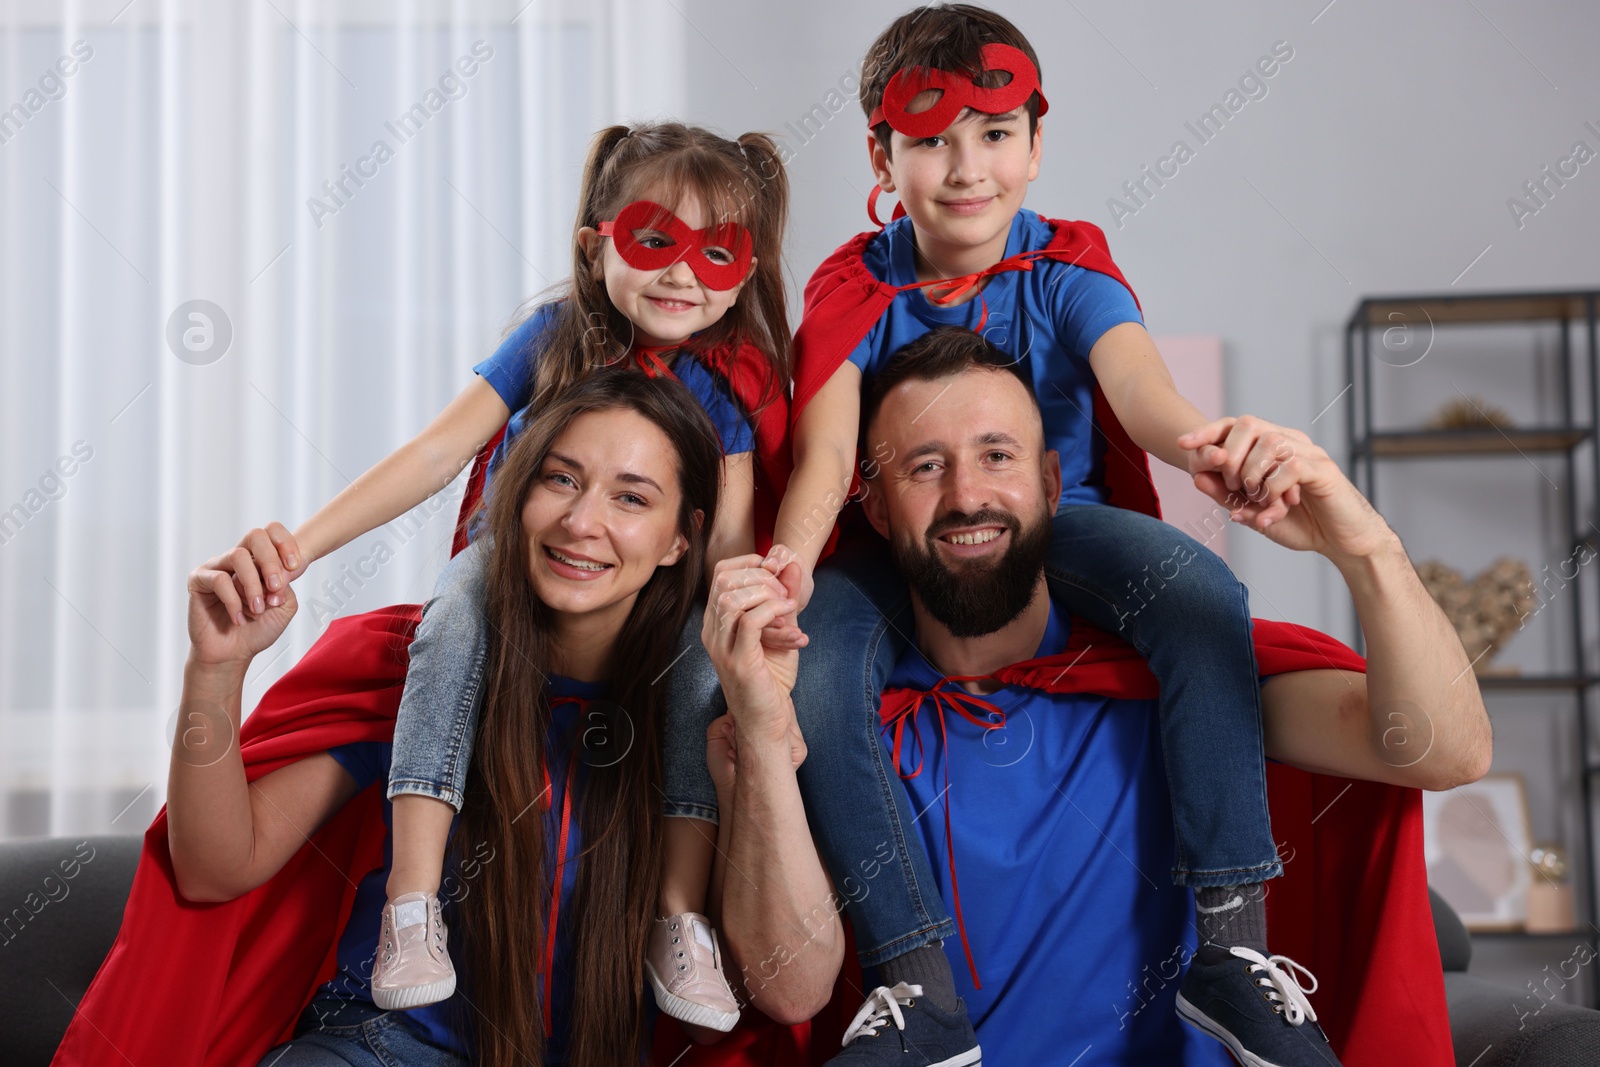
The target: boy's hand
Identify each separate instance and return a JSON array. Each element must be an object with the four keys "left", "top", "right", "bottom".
[
  {"left": 757, "top": 544, "right": 812, "bottom": 652},
  {"left": 1179, "top": 415, "right": 1305, "bottom": 530},
  {"left": 229, "top": 523, "right": 309, "bottom": 618}
]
